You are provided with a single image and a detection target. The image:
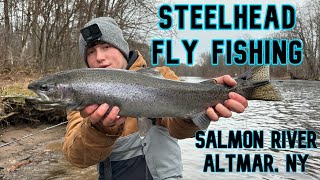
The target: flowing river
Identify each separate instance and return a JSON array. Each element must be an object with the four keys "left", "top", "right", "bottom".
[{"left": 179, "top": 79, "right": 320, "bottom": 180}]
